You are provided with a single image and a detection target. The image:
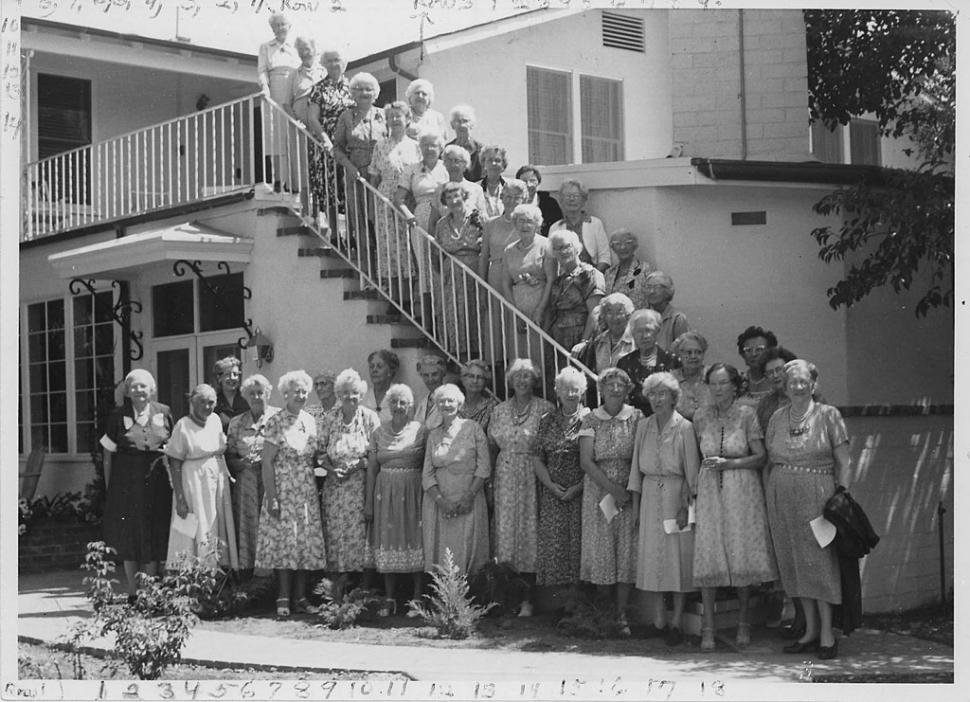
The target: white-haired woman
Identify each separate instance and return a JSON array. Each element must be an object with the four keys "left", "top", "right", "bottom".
[
  {"left": 573, "top": 293, "right": 635, "bottom": 383},
  {"left": 255, "top": 370, "right": 327, "bottom": 617},
  {"left": 225, "top": 374, "right": 281, "bottom": 576},
  {"left": 318, "top": 368, "right": 381, "bottom": 578},
  {"left": 100, "top": 369, "right": 174, "bottom": 602},
  {"left": 548, "top": 228, "right": 606, "bottom": 351},
  {"left": 404, "top": 78, "right": 445, "bottom": 141},
  {"left": 458, "top": 359, "right": 500, "bottom": 433},
  {"left": 428, "top": 145, "right": 488, "bottom": 234},
  {"left": 307, "top": 48, "right": 354, "bottom": 227},
  {"left": 423, "top": 384, "right": 492, "bottom": 576},
  {"left": 364, "top": 383, "right": 427, "bottom": 614},
  {"left": 479, "top": 144, "right": 508, "bottom": 219},
  {"left": 534, "top": 367, "right": 590, "bottom": 593},
  {"left": 283, "top": 36, "right": 325, "bottom": 125},
  {"left": 445, "top": 104, "right": 482, "bottom": 181},
  {"left": 256, "top": 12, "right": 300, "bottom": 190},
  {"left": 500, "top": 204, "right": 555, "bottom": 366},
  {"left": 413, "top": 355, "right": 447, "bottom": 427},
  {"left": 578, "top": 368, "right": 644, "bottom": 634},
  {"left": 629, "top": 372, "right": 700, "bottom": 646},
  {"left": 644, "top": 271, "right": 690, "bottom": 352},
  {"left": 616, "top": 309, "right": 682, "bottom": 417},
  {"left": 166, "top": 384, "right": 239, "bottom": 571},
  {"left": 370, "top": 101, "right": 421, "bottom": 292},
  {"left": 671, "top": 331, "right": 713, "bottom": 421},
  {"left": 549, "top": 178, "right": 611, "bottom": 273},
  {"left": 603, "top": 229, "right": 654, "bottom": 310},
  {"left": 515, "top": 164, "right": 561, "bottom": 237}
]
